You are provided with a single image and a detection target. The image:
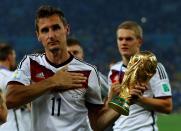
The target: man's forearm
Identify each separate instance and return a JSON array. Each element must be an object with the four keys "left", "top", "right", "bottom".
[
  {"left": 96, "top": 108, "right": 120, "bottom": 131},
  {"left": 138, "top": 96, "right": 172, "bottom": 113},
  {"left": 88, "top": 102, "right": 120, "bottom": 131},
  {"left": 6, "top": 78, "right": 55, "bottom": 109}
]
